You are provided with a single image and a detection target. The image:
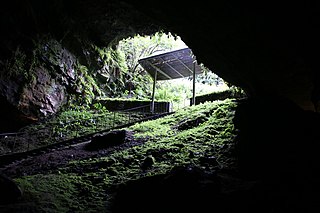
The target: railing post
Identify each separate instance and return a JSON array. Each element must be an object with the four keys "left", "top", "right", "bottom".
[
  {"left": 192, "top": 59, "right": 196, "bottom": 106},
  {"left": 151, "top": 71, "right": 157, "bottom": 113},
  {"left": 13, "top": 135, "right": 16, "bottom": 153}
]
